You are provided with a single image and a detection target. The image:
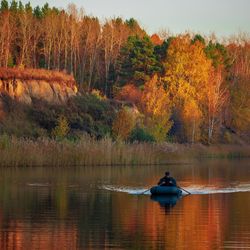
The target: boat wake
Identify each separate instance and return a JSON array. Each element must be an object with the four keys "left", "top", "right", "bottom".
[
  {"left": 26, "top": 183, "right": 79, "bottom": 188},
  {"left": 27, "top": 183, "right": 51, "bottom": 187},
  {"left": 102, "top": 185, "right": 150, "bottom": 195},
  {"left": 186, "top": 184, "right": 250, "bottom": 195},
  {"left": 102, "top": 183, "right": 250, "bottom": 195}
]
